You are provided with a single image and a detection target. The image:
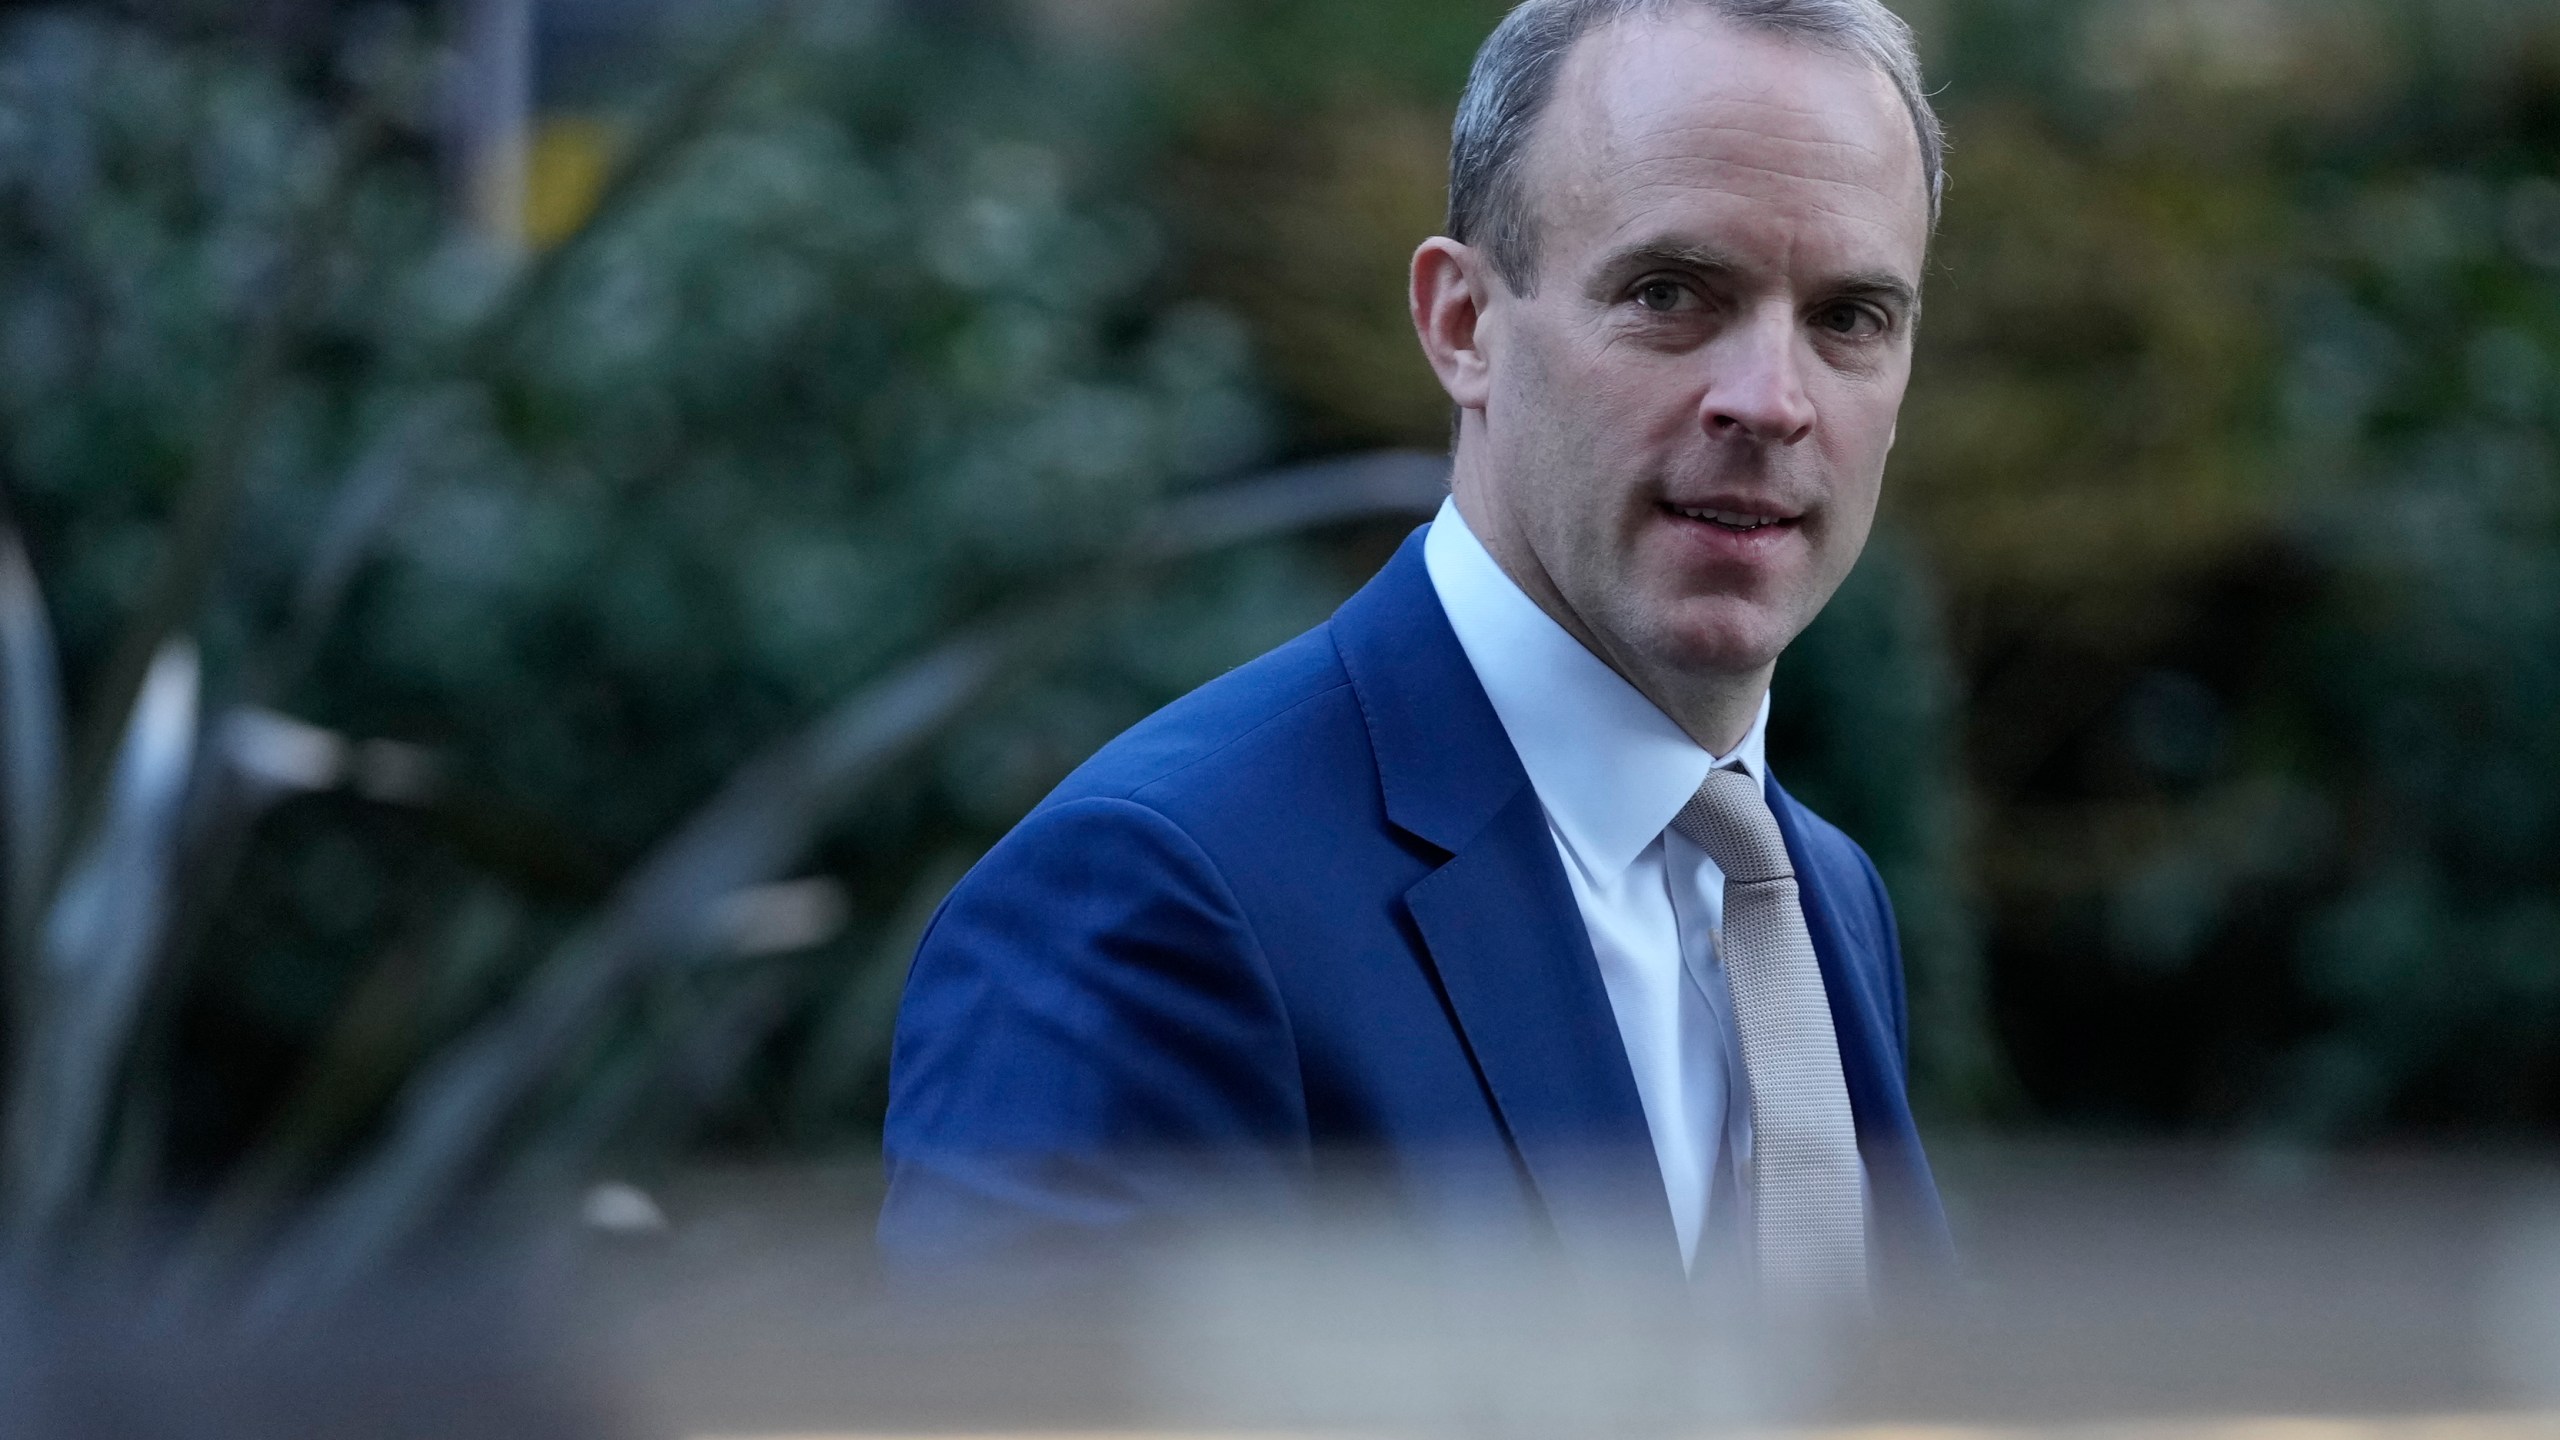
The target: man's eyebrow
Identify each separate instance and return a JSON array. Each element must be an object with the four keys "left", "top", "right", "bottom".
[
  {"left": 1833, "top": 271, "right": 1923, "bottom": 320},
  {"left": 1587, "top": 242, "right": 1742, "bottom": 290}
]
